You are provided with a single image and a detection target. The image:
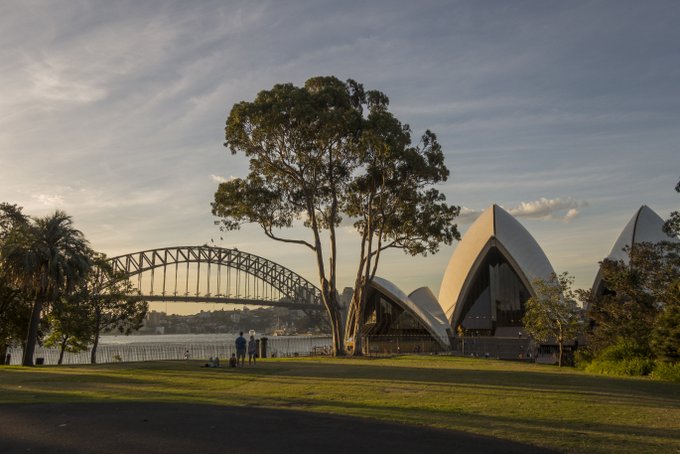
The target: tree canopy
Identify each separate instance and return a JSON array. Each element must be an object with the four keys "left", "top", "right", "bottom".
[
  {"left": 213, "top": 76, "right": 459, "bottom": 355},
  {"left": 586, "top": 241, "right": 680, "bottom": 361},
  {"left": 523, "top": 272, "right": 583, "bottom": 367},
  {"left": 0, "top": 211, "right": 92, "bottom": 365},
  {"left": 663, "top": 179, "right": 680, "bottom": 237}
]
